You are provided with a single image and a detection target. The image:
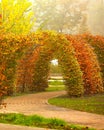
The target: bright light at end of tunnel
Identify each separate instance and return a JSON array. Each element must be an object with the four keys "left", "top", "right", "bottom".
[{"left": 51, "top": 59, "right": 58, "bottom": 65}]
